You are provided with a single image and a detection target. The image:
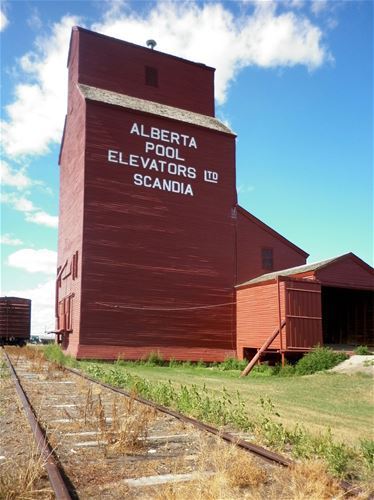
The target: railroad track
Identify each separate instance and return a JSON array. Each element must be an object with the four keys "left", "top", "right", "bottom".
[{"left": 1, "top": 348, "right": 360, "bottom": 499}]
